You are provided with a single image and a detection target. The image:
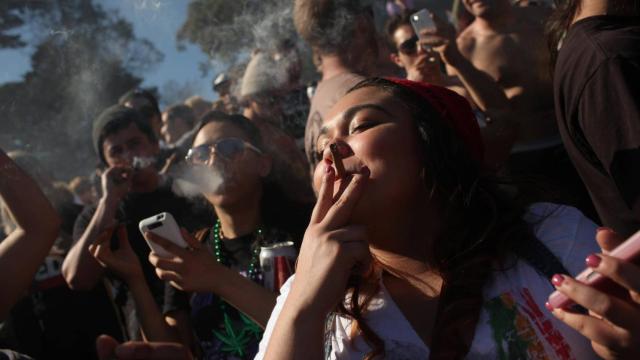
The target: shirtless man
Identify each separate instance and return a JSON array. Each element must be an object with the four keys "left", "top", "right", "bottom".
[
  {"left": 457, "top": 0, "right": 555, "bottom": 147},
  {"left": 385, "top": 12, "right": 515, "bottom": 168},
  {"left": 455, "top": 0, "right": 597, "bottom": 219}
]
